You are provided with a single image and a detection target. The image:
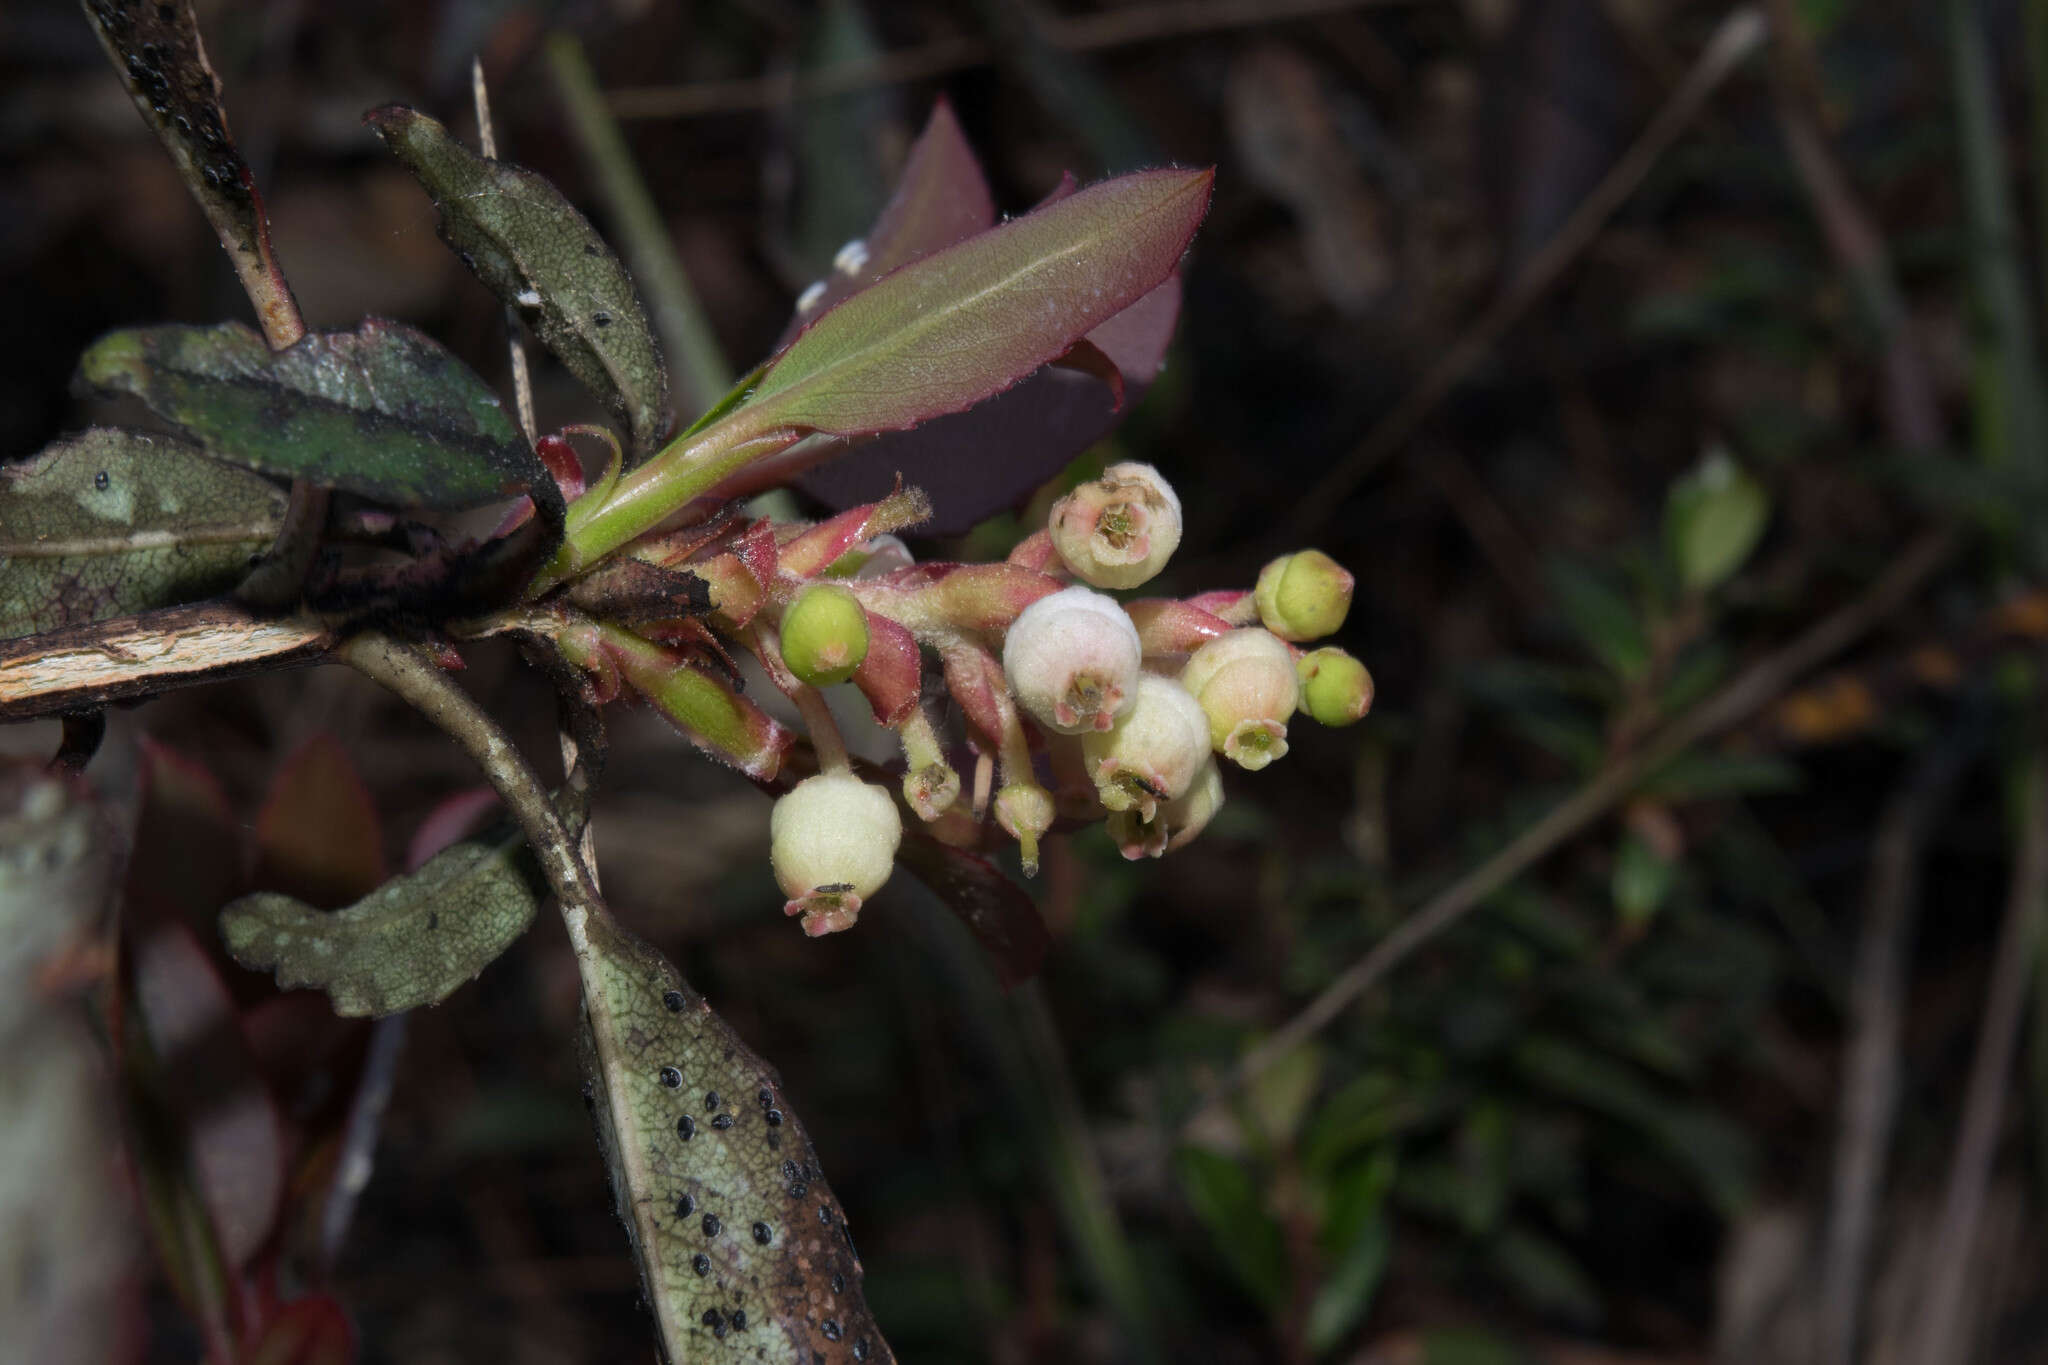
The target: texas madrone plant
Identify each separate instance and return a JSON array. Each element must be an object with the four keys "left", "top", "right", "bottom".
[{"left": 1, "top": 4, "right": 1371, "bottom": 1360}]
